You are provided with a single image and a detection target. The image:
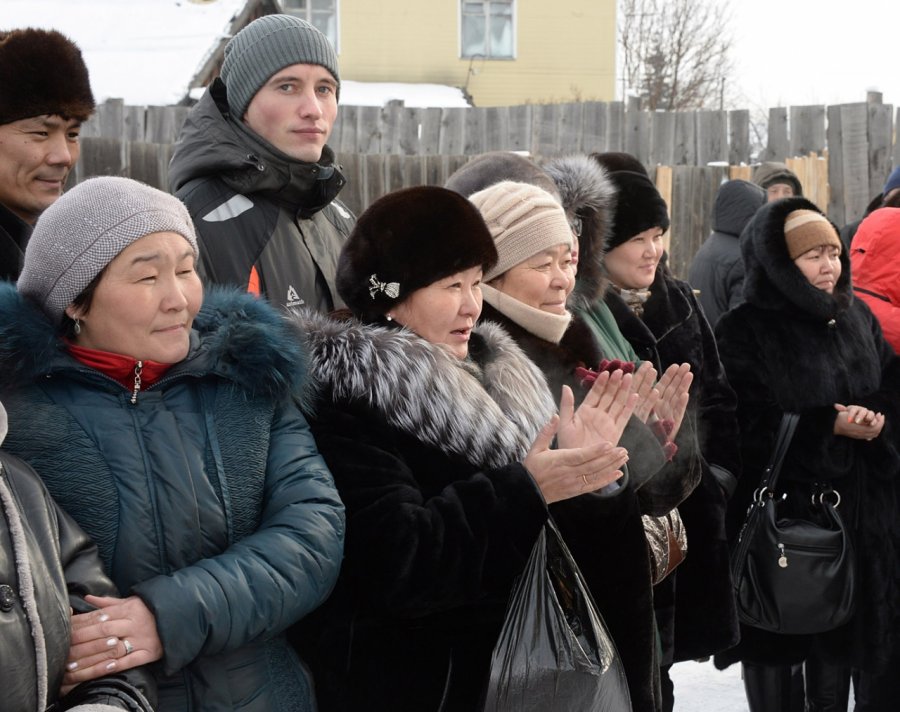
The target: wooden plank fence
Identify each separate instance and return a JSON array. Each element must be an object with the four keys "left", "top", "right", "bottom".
[{"left": 72, "top": 95, "right": 895, "bottom": 275}]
